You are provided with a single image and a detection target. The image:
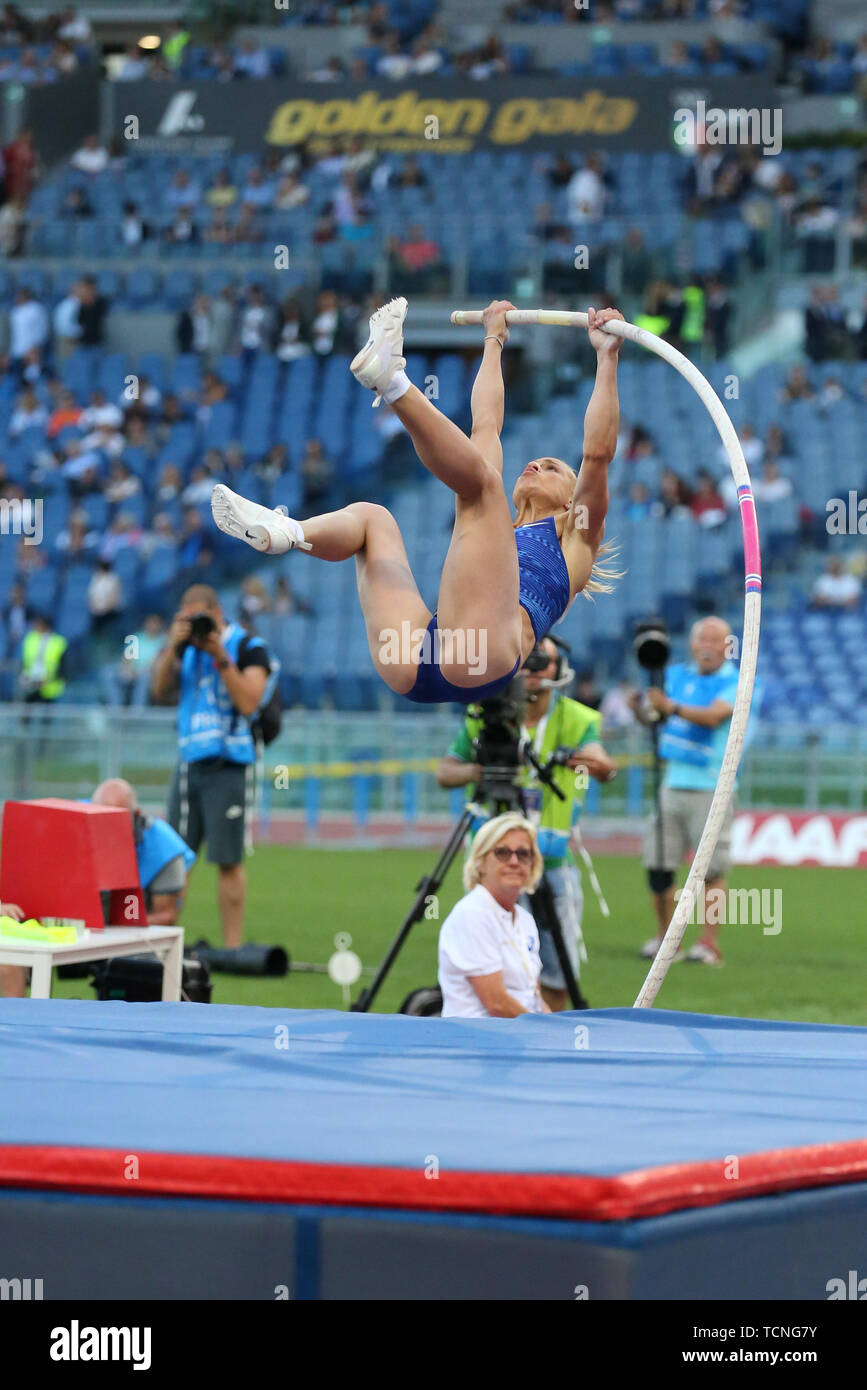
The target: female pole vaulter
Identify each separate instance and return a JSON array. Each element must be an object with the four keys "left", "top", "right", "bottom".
[{"left": 211, "top": 298, "right": 623, "bottom": 704}]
